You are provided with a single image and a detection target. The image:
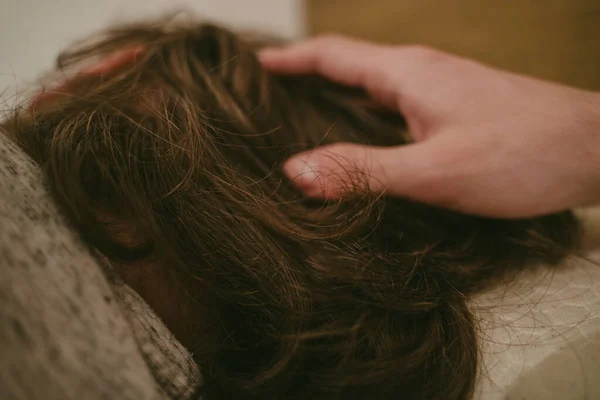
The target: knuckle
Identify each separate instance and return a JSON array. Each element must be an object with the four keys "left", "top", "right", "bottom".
[
  {"left": 308, "top": 35, "right": 359, "bottom": 73},
  {"left": 312, "top": 34, "right": 350, "bottom": 51},
  {"left": 403, "top": 45, "right": 446, "bottom": 63}
]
